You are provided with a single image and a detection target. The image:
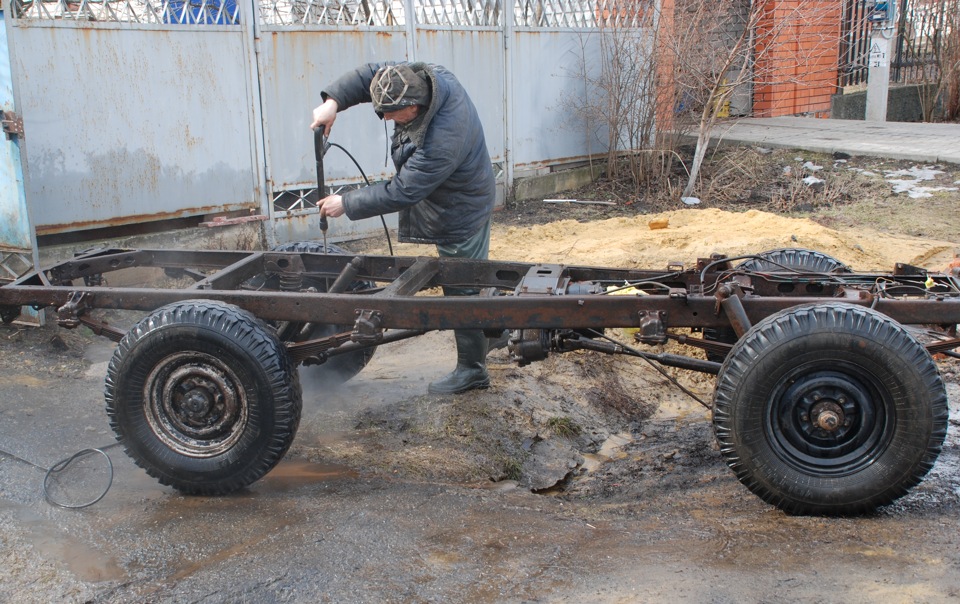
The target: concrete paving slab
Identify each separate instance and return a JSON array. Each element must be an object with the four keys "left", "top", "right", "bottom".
[{"left": 705, "top": 117, "right": 960, "bottom": 165}]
